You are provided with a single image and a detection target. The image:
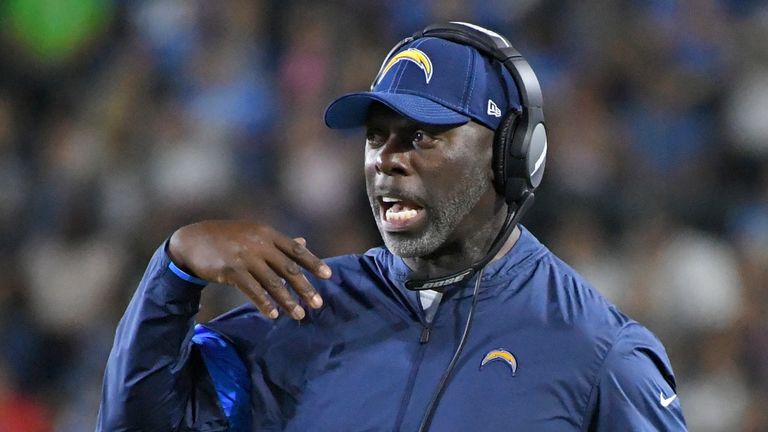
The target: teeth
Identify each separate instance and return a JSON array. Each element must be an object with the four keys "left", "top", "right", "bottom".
[
  {"left": 386, "top": 208, "right": 419, "bottom": 222},
  {"left": 382, "top": 197, "right": 401, "bottom": 203}
]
